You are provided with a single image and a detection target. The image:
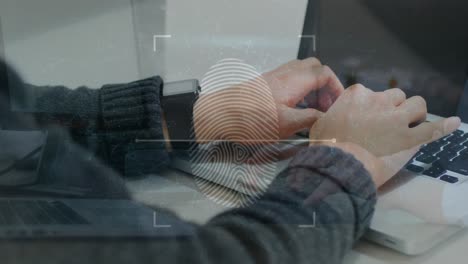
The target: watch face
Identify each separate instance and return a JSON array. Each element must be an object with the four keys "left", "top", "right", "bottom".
[
  {"left": 161, "top": 93, "right": 197, "bottom": 150},
  {"left": 162, "top": 80, "right": 199, "bottom": 97},
  {"left": 161, "top": 79, "right": 200, "bottom": 150}
]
